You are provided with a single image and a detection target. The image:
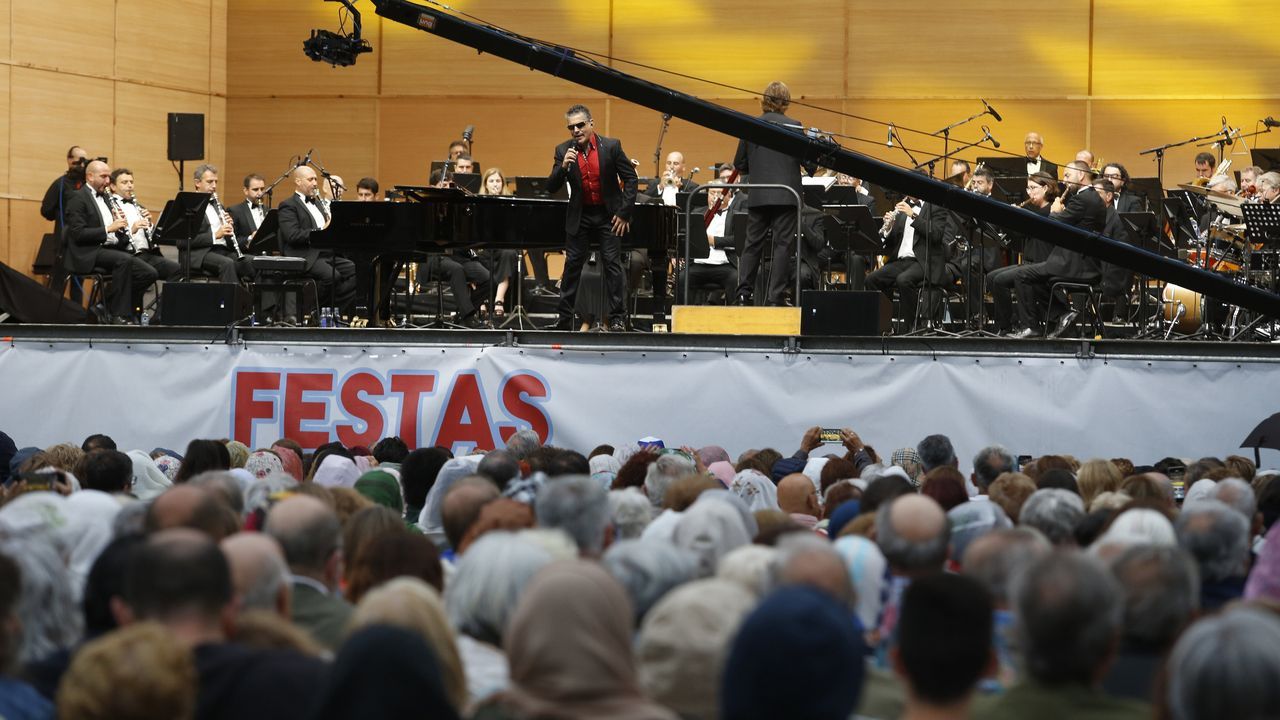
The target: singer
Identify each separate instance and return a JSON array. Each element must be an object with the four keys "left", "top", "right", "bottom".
[{"left": 543, "top": 104, "right": 637, "bottom": 332}]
